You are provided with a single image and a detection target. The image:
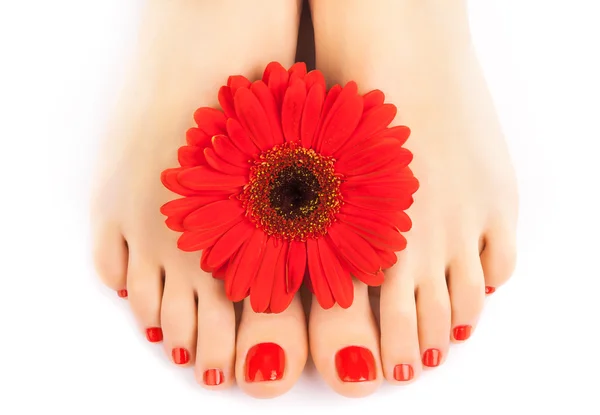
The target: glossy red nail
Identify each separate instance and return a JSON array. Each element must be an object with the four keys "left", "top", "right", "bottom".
[
  {"left": 422, "top": 349, "right": 441, "bottom": 367},
  {"left": 145, "top": 327, "right": 163, "bottom": 343},
  {"left": 393, "top": 364, "right": 414, "bottom": 382},
  {"left": 203, "top": 369, "right": 224, "bottom": 386},
  {"left": 485, "top": 286, "right": 495, "bottom": 294},
  {"left": 453, "top": 325, "right": 472, "bottom": 341},
  {"left": 335, "top": 346, "right": 377, "bottom": 382},
  {"left": 117, "top": 289, "right": 128, "bottom": 298},
  {"left": 245, "top": 342, "right": 285, "bottom": 382},
  {"left": 172, "top": 348, "right": 190, "bottom": 365}
]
